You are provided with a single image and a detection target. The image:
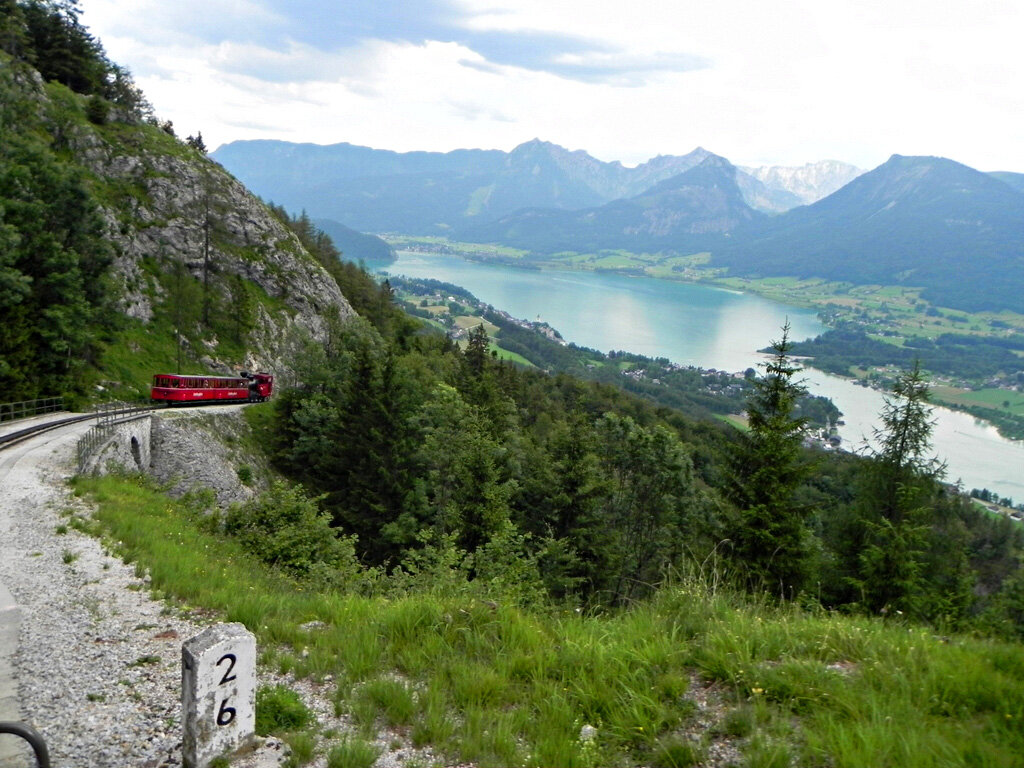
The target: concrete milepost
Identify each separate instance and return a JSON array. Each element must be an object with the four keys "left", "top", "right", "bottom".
[{"left": 182, "top": 624, "right": 256, "bottom": 768}]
